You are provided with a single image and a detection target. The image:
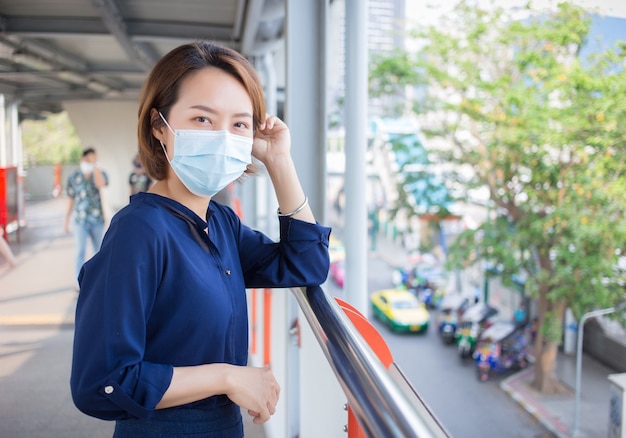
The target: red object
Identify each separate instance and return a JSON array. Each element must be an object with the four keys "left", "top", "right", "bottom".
[
  {"left": 0, "top": 166, "right": 18, "bottom": 241},
  {"left": 334, "top": 297, "right": 394, "bottom": 438},
  {"left": 335, "top": 297, "right": 393, "bottom": 368}
]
